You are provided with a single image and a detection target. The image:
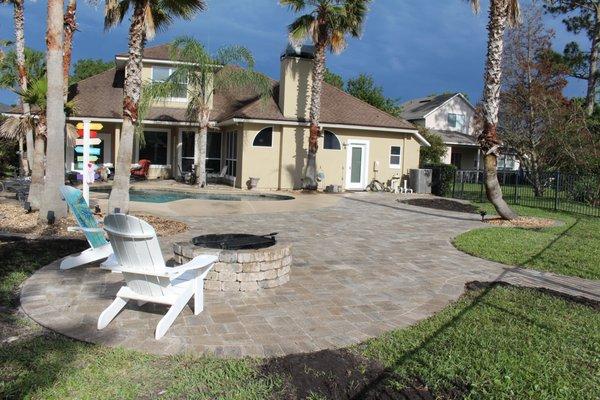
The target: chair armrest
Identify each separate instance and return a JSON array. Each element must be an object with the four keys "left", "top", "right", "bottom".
[
  {"left": 67, "top": 226, "right": 104, "bottom": 233},
  {"left": 167, "top": 255, "right": 218, "bottom": 278}
]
